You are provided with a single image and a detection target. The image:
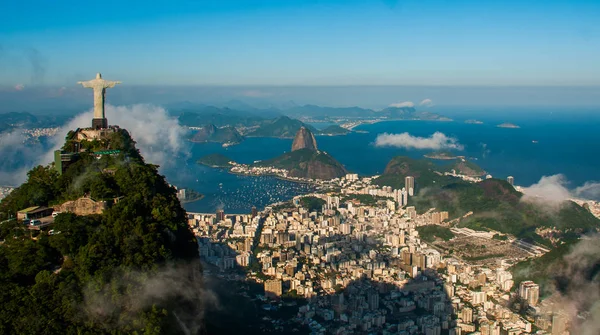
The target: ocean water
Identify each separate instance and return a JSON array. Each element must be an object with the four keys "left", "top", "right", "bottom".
[{"left": 166, "top": 108, "right": 600, "bottom": 214}]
